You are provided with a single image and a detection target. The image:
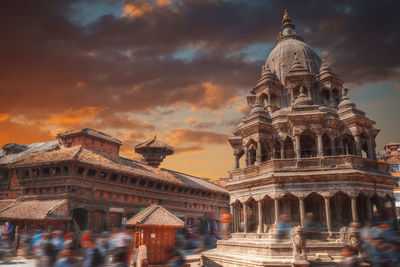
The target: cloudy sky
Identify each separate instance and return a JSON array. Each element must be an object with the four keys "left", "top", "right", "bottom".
[{"left": 0, "top": 0, "right": 399, "bottom": 179}]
